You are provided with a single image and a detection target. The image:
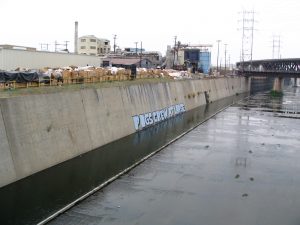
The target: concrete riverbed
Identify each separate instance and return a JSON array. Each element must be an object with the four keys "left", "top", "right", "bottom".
[
  {"left": 50, "top": 86, "right": 300, "bottom": 225},
  {"left": 0, "top": 92, "right": 247, "bottom": 225}
]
